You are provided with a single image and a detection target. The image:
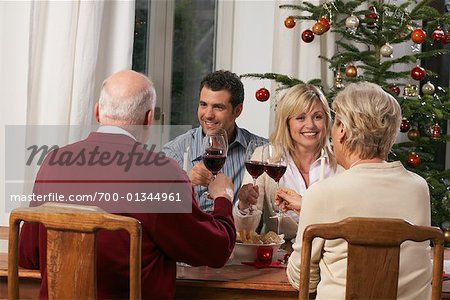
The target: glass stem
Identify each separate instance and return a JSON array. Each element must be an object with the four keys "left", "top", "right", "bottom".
[
  {"left": 277, "top": 216, "right": 281, "bottom": 235},
  {"left": 249, "top": 178, "right": 256, "bottom": 215},
  {"left": 276, "top": 181, "right": 283, "bottom": 217}
]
